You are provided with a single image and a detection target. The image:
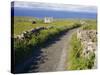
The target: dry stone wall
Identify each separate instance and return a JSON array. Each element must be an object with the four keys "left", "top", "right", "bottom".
[
  {"left": 14, "top": 26, "right": 53, "bottom": 40},
  {"left": 77, "top": 29, "right": 97, "bottom": 68}
]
